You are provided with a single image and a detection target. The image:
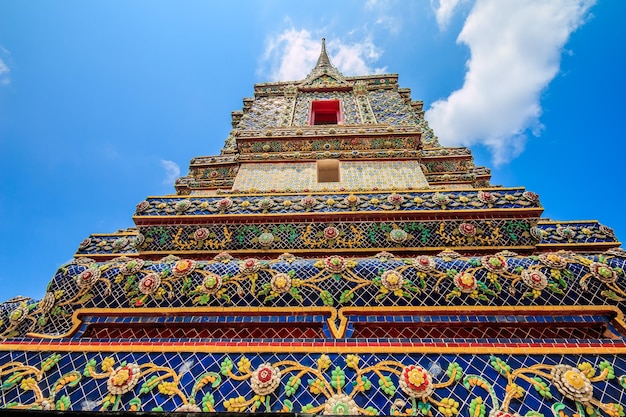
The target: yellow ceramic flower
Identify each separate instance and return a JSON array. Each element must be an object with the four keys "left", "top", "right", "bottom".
[
  {"left": 408, "top": 368, "right": 425, "bottom": 387},
  {"left": 346, "top": 354, "right": 360, "bottom": 369},
  {"left": 158, "top": 381, "right": 178, "bottom": 396},
  {"left": 547, "top": 254, "right": 561, "bottom": 263},
  {"left": 386, "top": 273, "right": 400, "bottom": 285},
  {"left": 317, "top": 354, "right": 331, "bottom": 370},
  {"left": 237, "top": 358, "right": 251, "bottom": 373},
  {"left": 101, "top": 357, "right": 115, "bottom": 372},
  {"left": 274, "top": 276, "right": 287, "bottom": 289},
  {"left": 112, "top": 369, "right": 130, "bottom": 386},
  {"left": 564, "top": 370, "right": 586, "bottom": 390}
]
